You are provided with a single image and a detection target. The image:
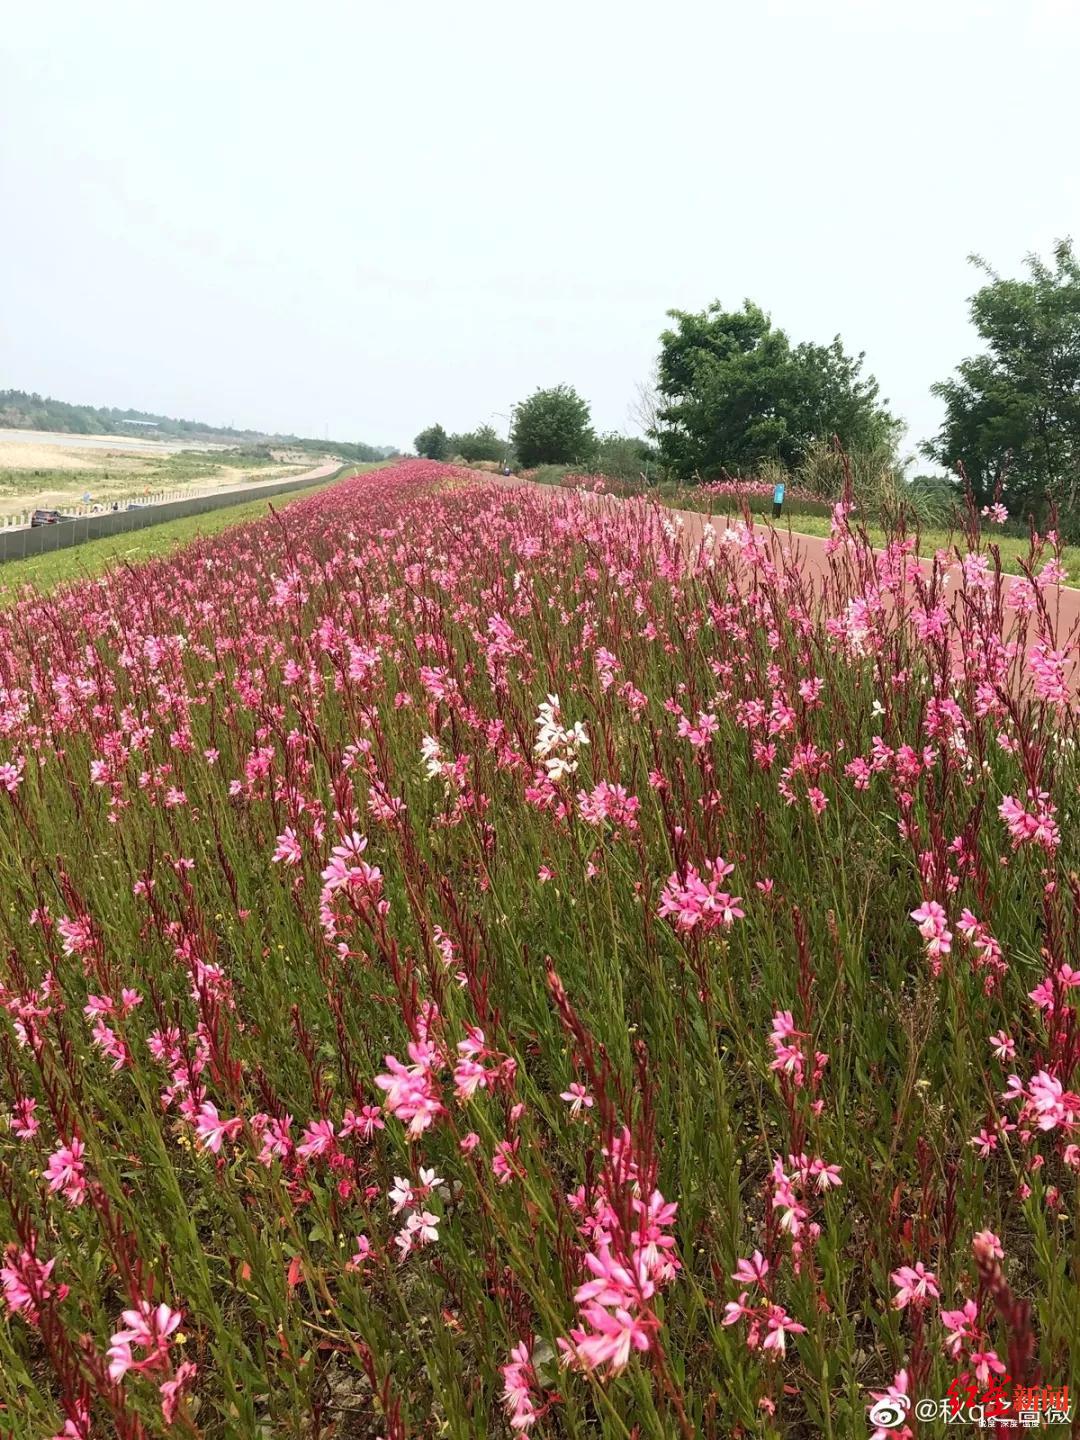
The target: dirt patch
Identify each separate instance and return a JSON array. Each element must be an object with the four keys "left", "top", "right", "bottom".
[
  {"left": 0, "top": 437, "right": 316, "bottom": 519},
  {"left": 0, "top": 442, "right": 121, "bottom": 471}
]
